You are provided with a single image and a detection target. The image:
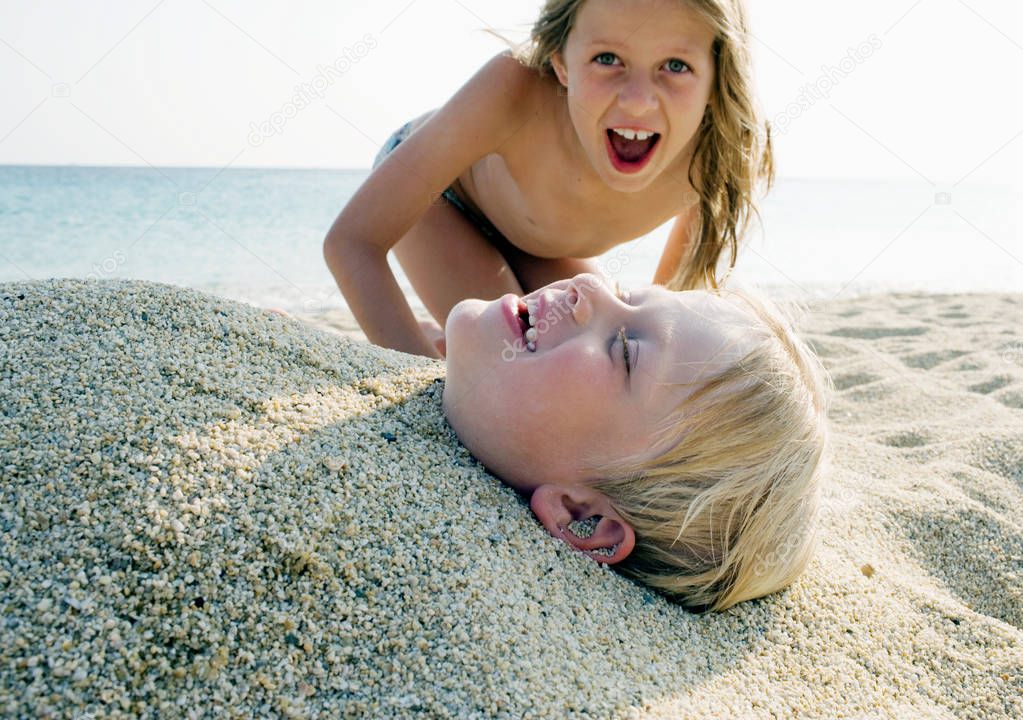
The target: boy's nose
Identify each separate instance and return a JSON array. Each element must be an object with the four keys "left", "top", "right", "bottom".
[
  {"left": 568, "top": 283, "right": 589, "bottom": 325},
  {"left": 567, "top": 273, "right": 610, "bottom": 326}
]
